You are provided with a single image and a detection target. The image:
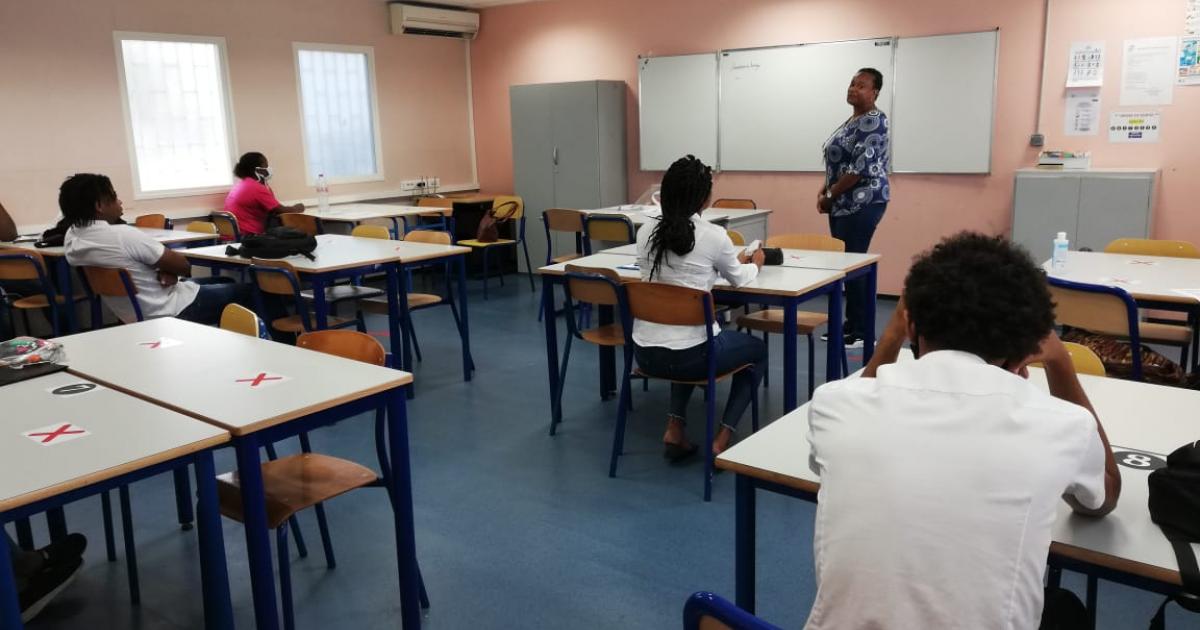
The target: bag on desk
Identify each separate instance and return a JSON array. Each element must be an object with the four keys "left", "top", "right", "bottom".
[
  {"left": 225, "top": 227, "right": 317, "bottom": 261},
  {"left": 1147, "top": 441, "right": 1200, "bottom": 628},
  {"left": 762, "top": 247, "right": 783, "bottom": 265}
]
